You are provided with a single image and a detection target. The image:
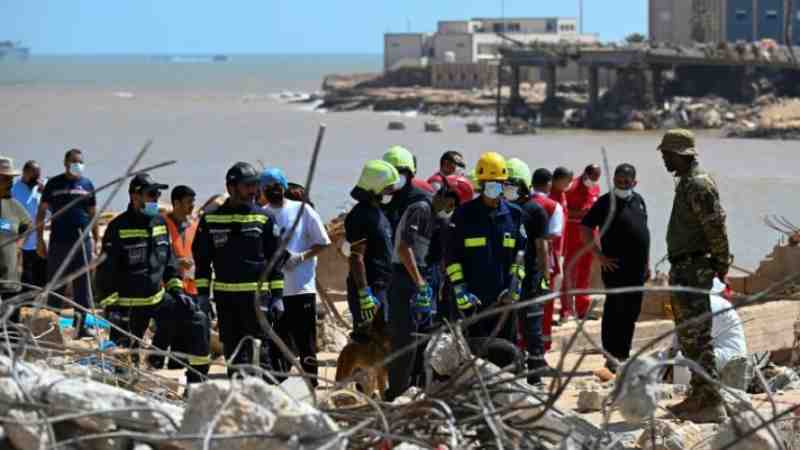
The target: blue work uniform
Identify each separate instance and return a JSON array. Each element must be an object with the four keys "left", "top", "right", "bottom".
[{"left": 445, "top": 197, "right": 527, "bottom": 342}]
